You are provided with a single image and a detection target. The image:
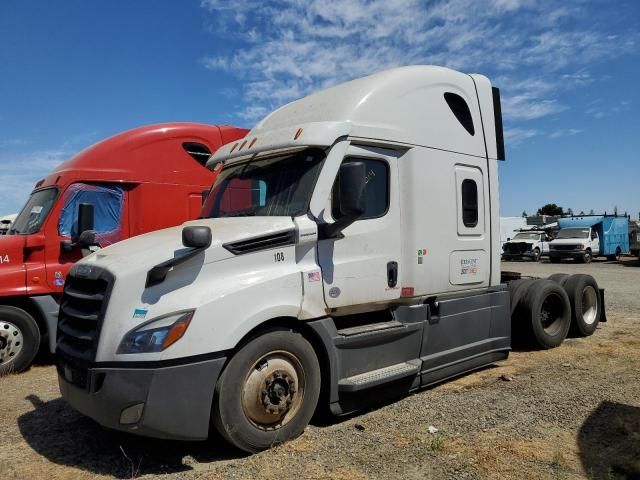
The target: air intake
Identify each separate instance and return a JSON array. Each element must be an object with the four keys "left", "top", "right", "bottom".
[{"left": 223, "top": 230, "right": 296, "bottom": 255}]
